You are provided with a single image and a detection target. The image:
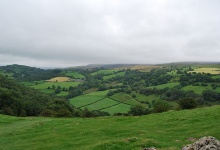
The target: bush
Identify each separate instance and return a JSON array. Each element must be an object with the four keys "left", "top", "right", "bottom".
[
  {"left": 153, "top": 100, "right": 172, "bottom": 113},
  {"left": 129, "top": 104, "right": 150, "bottom": 116},
  {"left": 178, "top": 97, "right": 197, "bottom": 109}
]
